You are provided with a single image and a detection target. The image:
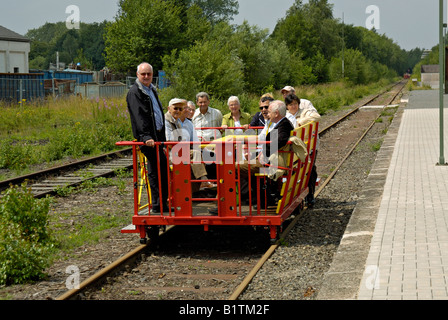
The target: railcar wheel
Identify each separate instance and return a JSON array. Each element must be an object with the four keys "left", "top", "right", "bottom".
[
  {"left": 269, "top": 226, "right": 282, "bottom": 244},
  {"left": 147, "top": 226, "right": 160, "bottom": 244}
]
